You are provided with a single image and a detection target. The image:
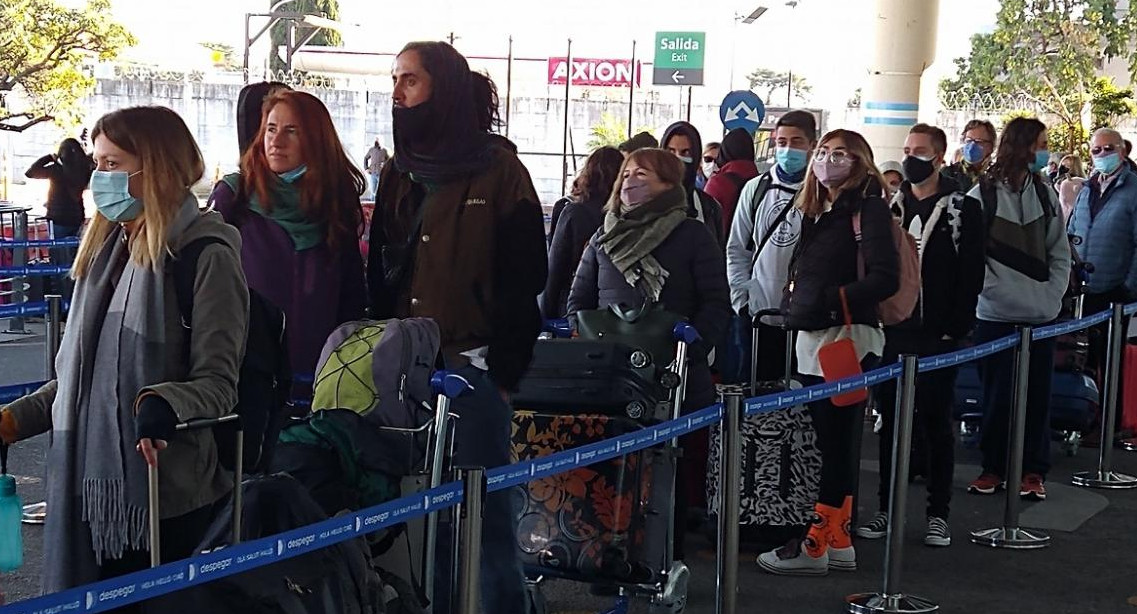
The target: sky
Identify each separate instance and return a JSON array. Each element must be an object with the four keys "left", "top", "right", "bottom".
[{"left": 95, "top": 0, "right": 1002, "bottom": 115}]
